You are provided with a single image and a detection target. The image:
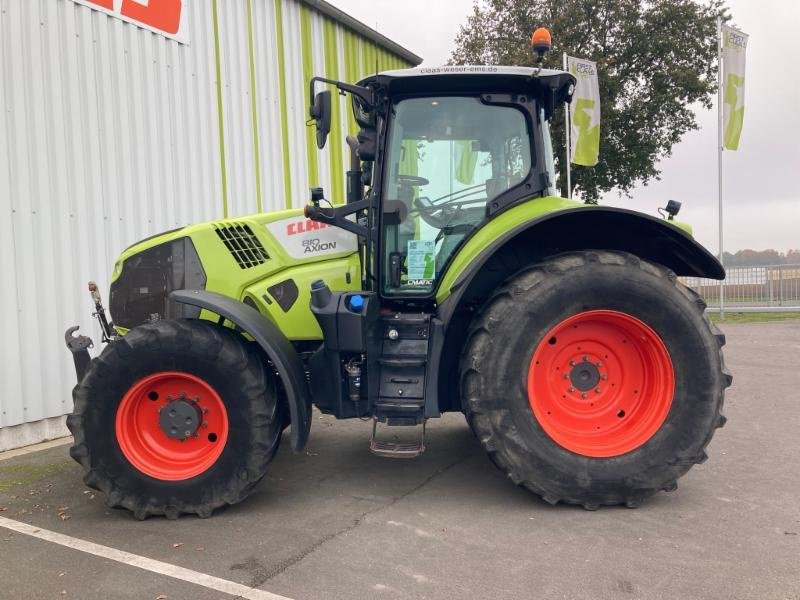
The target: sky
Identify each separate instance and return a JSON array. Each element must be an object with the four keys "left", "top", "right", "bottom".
[{"left": 329, "top": 0, "right": 800, "bottom": 254}]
